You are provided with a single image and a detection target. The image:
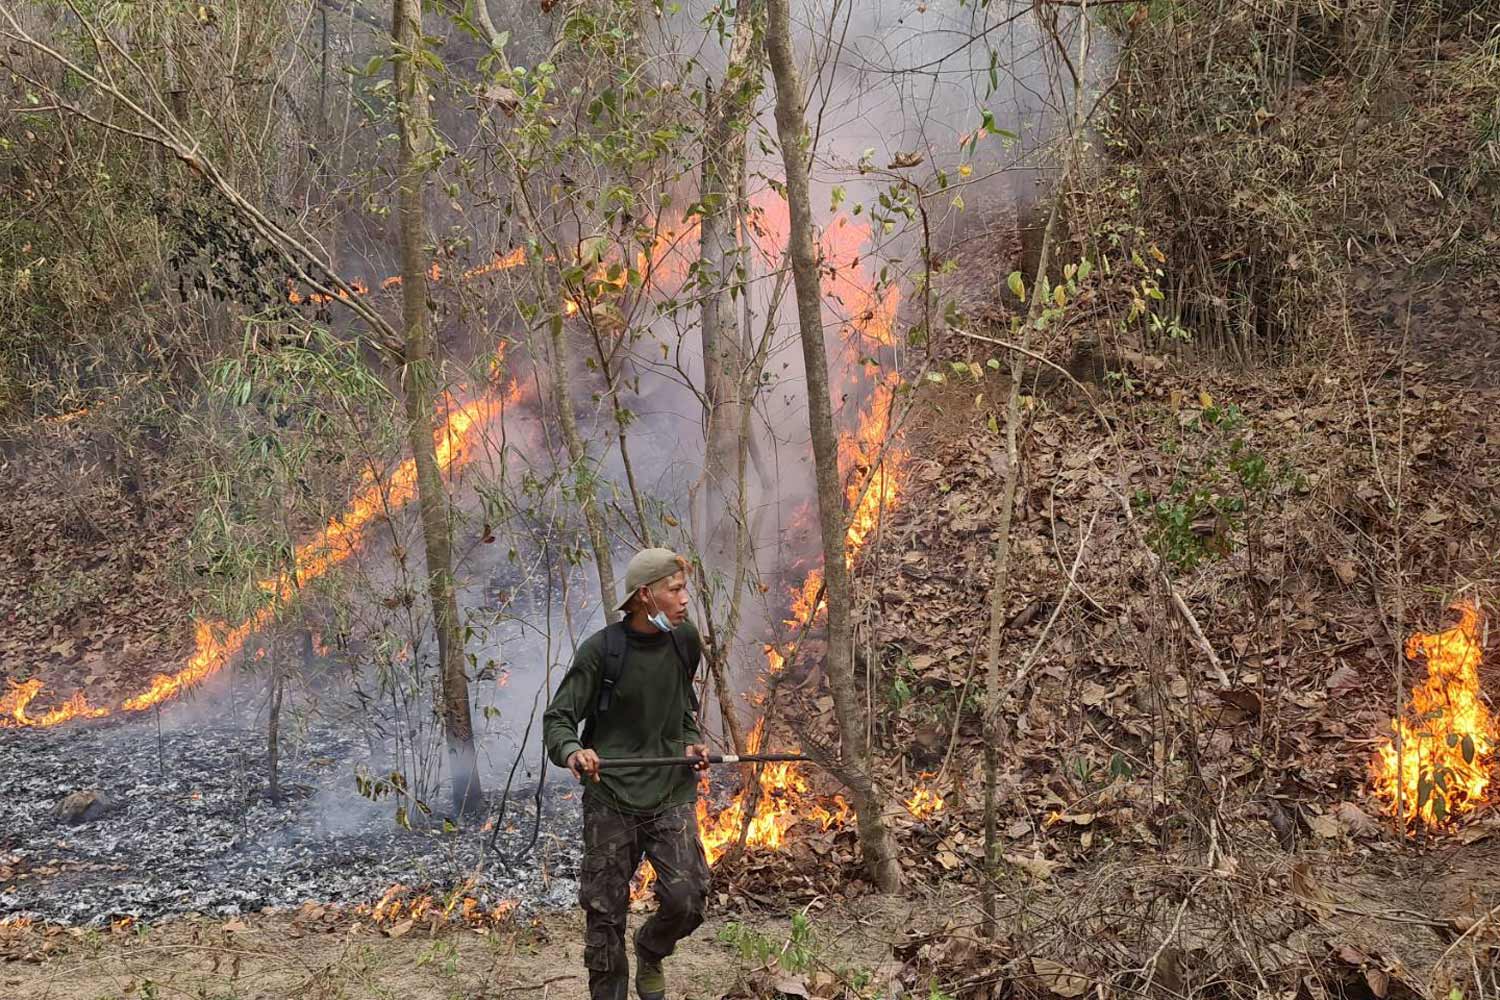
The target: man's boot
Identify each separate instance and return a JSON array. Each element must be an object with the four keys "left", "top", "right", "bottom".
[{"left": 634, "top": 939, "right": 667, "bottom": 1000}]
